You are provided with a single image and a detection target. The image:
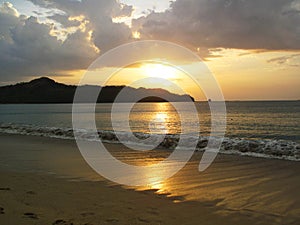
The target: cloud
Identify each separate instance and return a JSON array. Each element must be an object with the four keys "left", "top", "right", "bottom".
[
  {"left": 1, "top": 0, "right": 300, "bottom": 84},
  {"left": 267, "top": 53, "right": 300, "bottom": 67},
  {"left": 48, "top": 13, "right": 81, "bottom": 27},
  {"left": 0, "top": 2, "right": 100, "bottom": 82},
  {"left": 28, "top": 0, "right": 134, "bottom": 52},
  {"left": 0, "top": 0, "right": 134, "bottom": 83},
  {"left": 132, "top": 0, "right": 300, "bottom": 51},
  {"left": 0, "top": 2, "right": 19, "bottom": 16}
]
